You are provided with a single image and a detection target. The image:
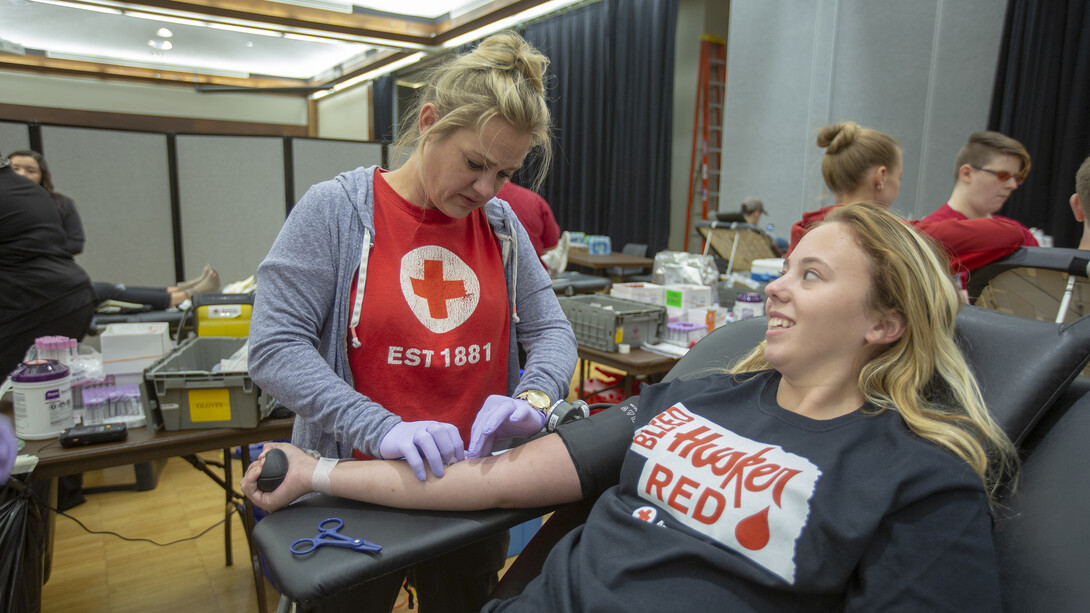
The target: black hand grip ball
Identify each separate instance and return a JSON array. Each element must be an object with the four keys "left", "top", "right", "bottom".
[{"left": 257, "top": 448, "right": 289, "bottom": 492}]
